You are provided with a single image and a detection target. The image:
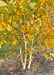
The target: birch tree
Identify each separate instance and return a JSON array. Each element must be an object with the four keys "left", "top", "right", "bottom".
[{"left": 0, "top": 0, "right": 54, "bottom": 70}]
